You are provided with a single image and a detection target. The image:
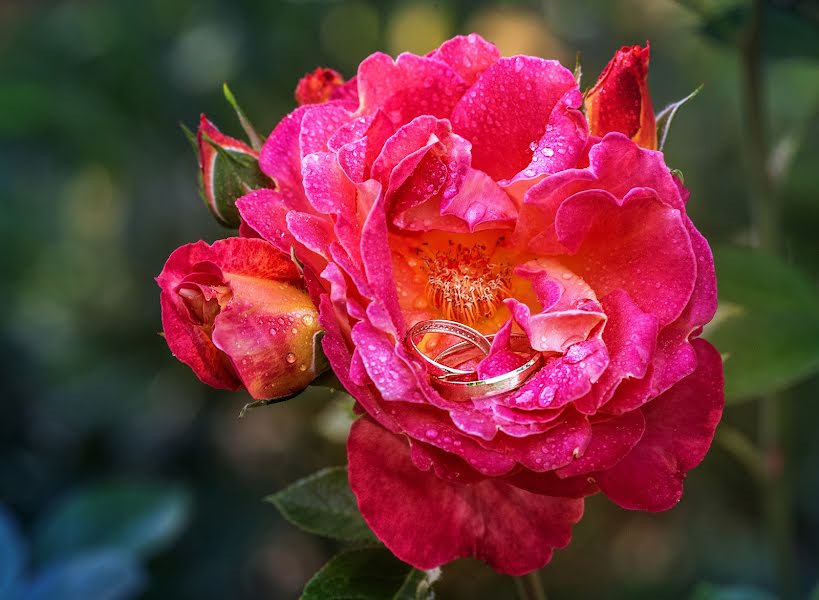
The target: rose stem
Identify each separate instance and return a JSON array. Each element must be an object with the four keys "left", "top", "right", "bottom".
[
  {"left": 740, "top": 0, "right": 796, "bottom": 597},
  {"left": 513, "top": 571, "right": 547, "bottom": 600}
]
